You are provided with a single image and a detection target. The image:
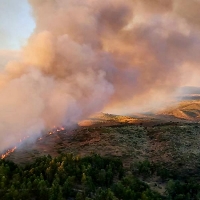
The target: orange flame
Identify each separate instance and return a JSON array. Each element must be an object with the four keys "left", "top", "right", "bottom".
[
  {"left": 1, "top": 126, "right": 66, "bottom": 159},
  {"left": 1, "top": 147, "right": 17, "bottom": 159}
]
